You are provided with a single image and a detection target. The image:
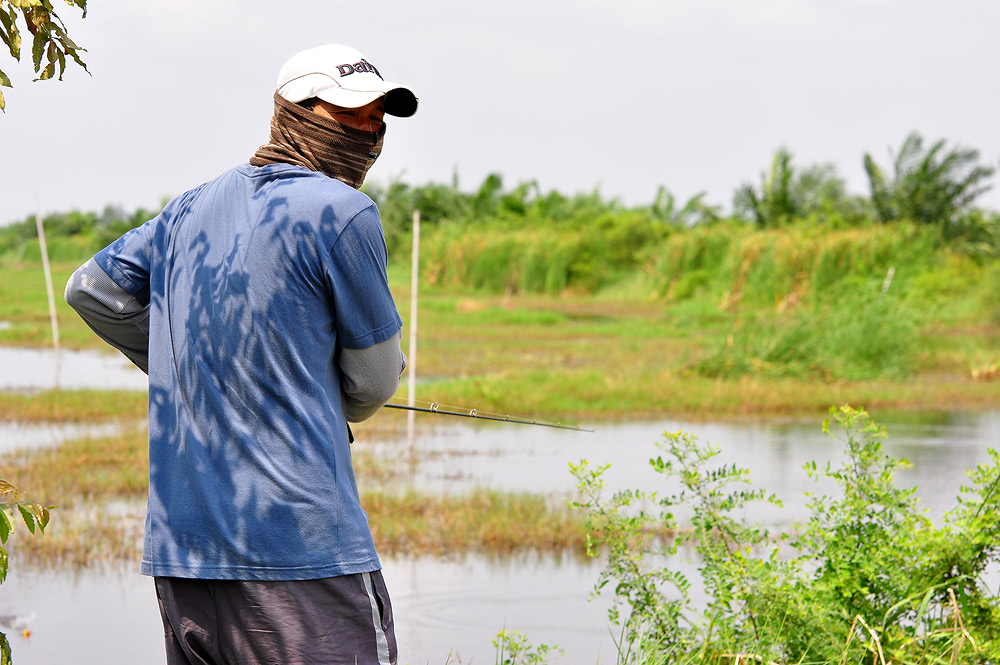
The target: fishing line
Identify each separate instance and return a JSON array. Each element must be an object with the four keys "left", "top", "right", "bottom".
[{"left": 384, "top": 398, "right": 594, "bottom": 432}]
